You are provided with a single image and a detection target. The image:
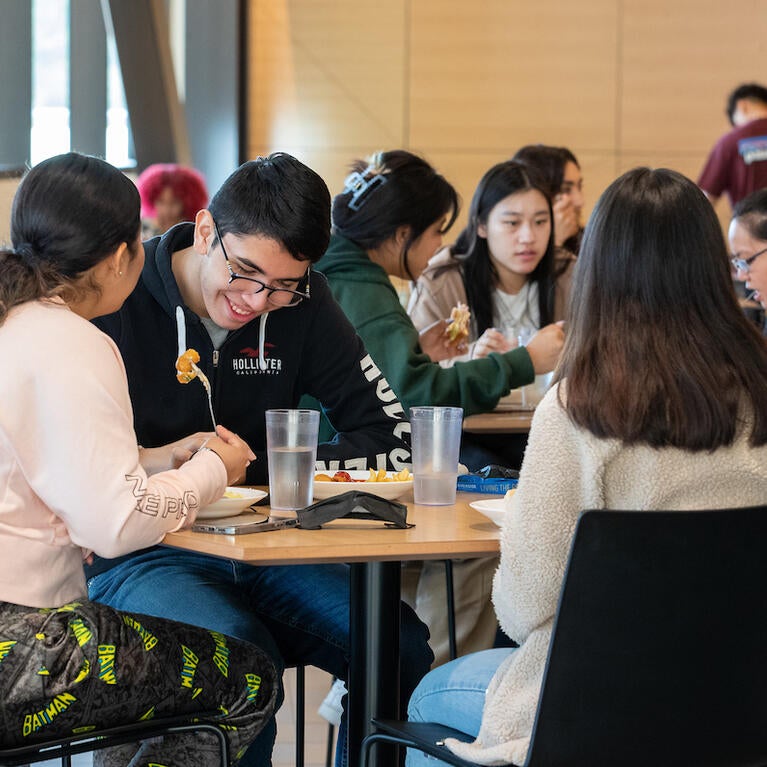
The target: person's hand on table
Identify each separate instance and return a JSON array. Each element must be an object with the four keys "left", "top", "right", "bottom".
[
  {"left": 139, "top": 431, "right": 214, "bottom": 475},
  {"left": 553, "top": 193, "right": 580, "bottom": 247},
  {"left": 202, "top": 425, "right": 256, "bottom": 486},
  {"left": 524, "top": 321, "right": 565, "bottom": 374},
  {"left": 471, "top": 328, "right": 514, "bottom": 359},
  {"left": 418, "top": 318, "right": 468, "bottom": 361}
]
